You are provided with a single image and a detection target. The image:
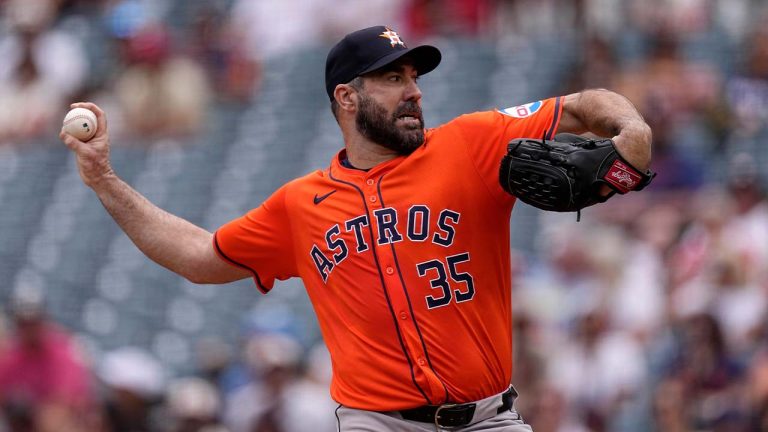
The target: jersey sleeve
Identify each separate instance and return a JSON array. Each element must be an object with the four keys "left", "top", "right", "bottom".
[
  {"left": 448, "top": 96, "right": 563, "bottom": 203},
  {"left": 213, "top": 185, "right": 297, "bottom": 293}
]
